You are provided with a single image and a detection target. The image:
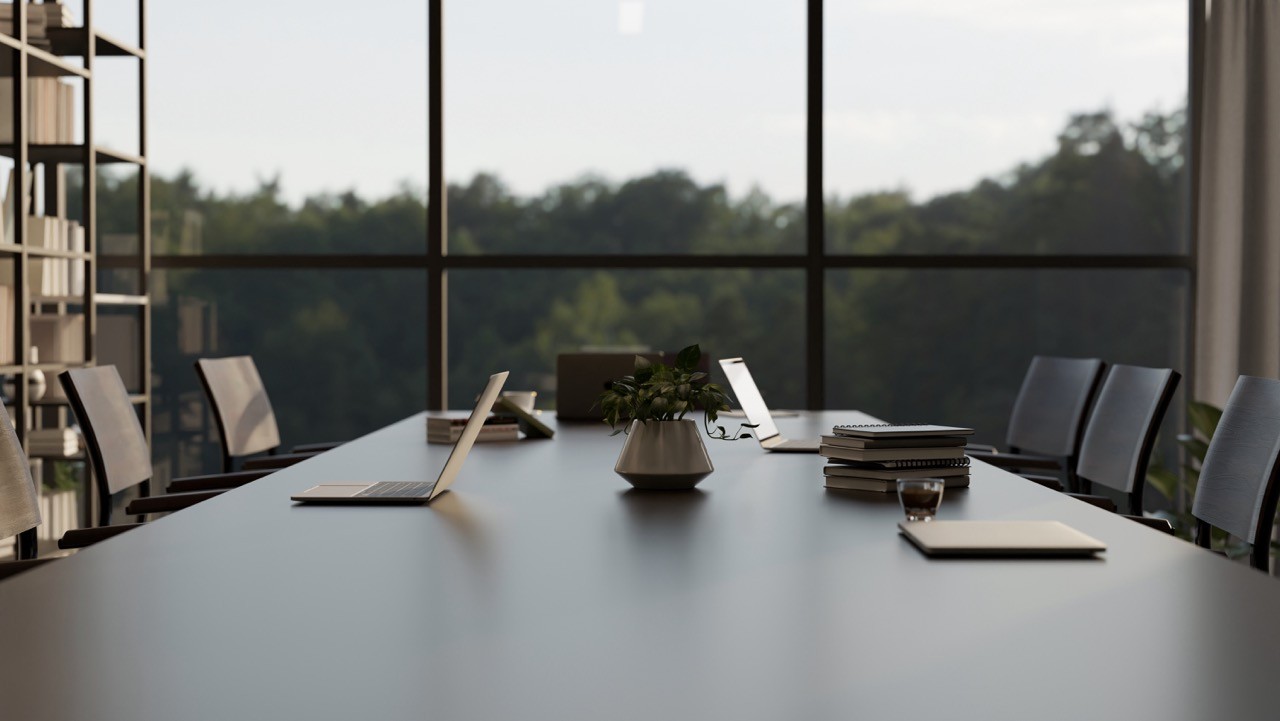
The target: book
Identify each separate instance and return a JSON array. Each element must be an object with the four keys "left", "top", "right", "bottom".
[
  {"left": 426, "top": 413, "right": 518, "bottom": 430},
  {"left": 819, "top": 444, "right": 965, "bottom": 462},
  {"left": 824, "top": 474, "right": 970, "bottom": 493},
  {"left": 427, "top": 424, "right": 519, "bottom": 444},
  {"left": 831, "top": 423, "right": 975, "bottom": 439},
  {"left": 426, "top": 413, "right": 521, "bottom": 443},
  {"left": 823, "top": 462, "right": 970, "bottom": 480},
  {"left": 824, "top": 457, "right": 972, "bottom": 471},
  {"left": 819, "top": 433, "right": 967, "bottom": 450}
]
